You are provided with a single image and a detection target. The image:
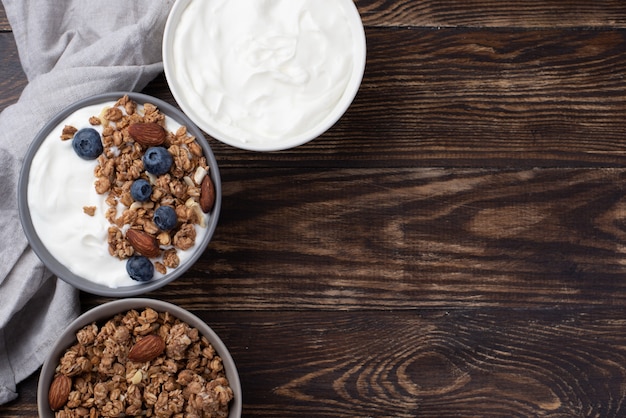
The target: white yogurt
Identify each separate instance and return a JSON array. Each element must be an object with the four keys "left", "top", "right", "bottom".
[
  {"left": 27, "top": 103, "right": 208, "bottom": 288},
  {"left": 167, "top": 0, "right": 364, "bottom": 149}
]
